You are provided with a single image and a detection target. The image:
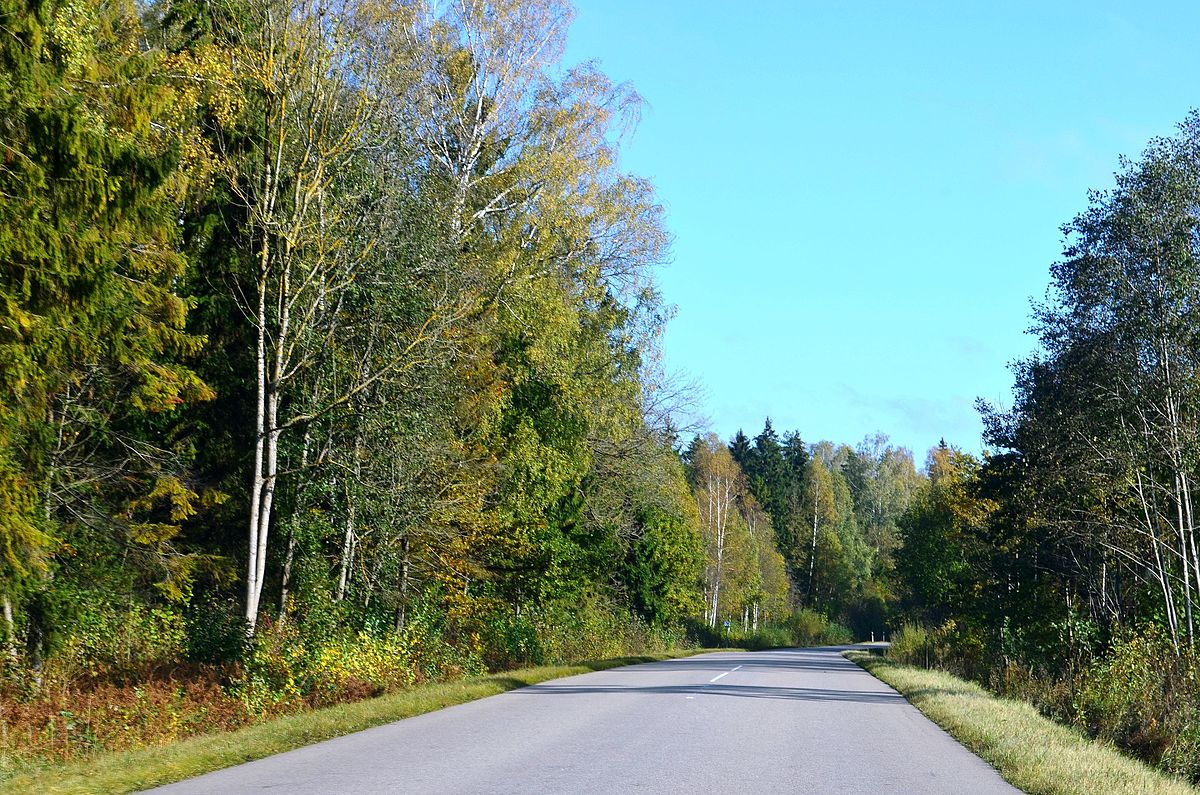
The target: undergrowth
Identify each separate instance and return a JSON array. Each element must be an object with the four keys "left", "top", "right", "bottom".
[
  {"left": 887, "top": 622, "right": 1200, "bottom": 784},
  {"left": 0, "top": 596, "right": 692, "bottom": 778},
  {"left": 850, "top": 652, "right": 1197, "bottom": 795}
]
